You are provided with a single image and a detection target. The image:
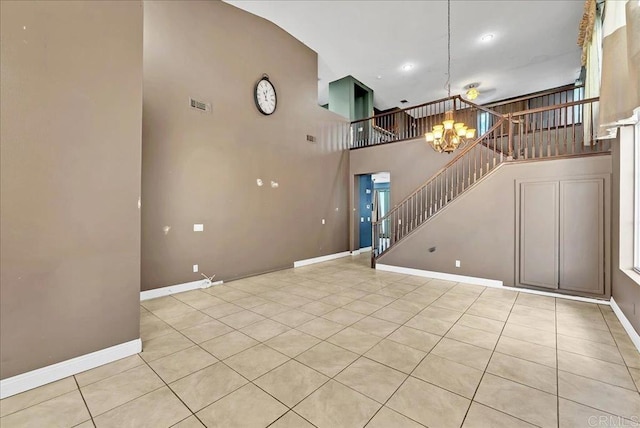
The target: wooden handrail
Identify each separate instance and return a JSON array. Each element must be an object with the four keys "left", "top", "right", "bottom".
[
  {"left": 483, "top": 84, "right": 582, "bottom": 108},
  {"left": 376, "top": 117, "right": 506, "bottom": 223},
  {"left": 354, "top": 85, "right": 580, "bottom": 126},
  {"left": 510, "top": 97, "right": 599, "bottom": 116},
  {"left": 351, "top": 94, "right": 503, "bottom": 125},
  {"left": 458, "top": 96, "right": 506, "bottom": 118},
  {"left": 352, "top": 95, "right": 457, "bottom": 124}
]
